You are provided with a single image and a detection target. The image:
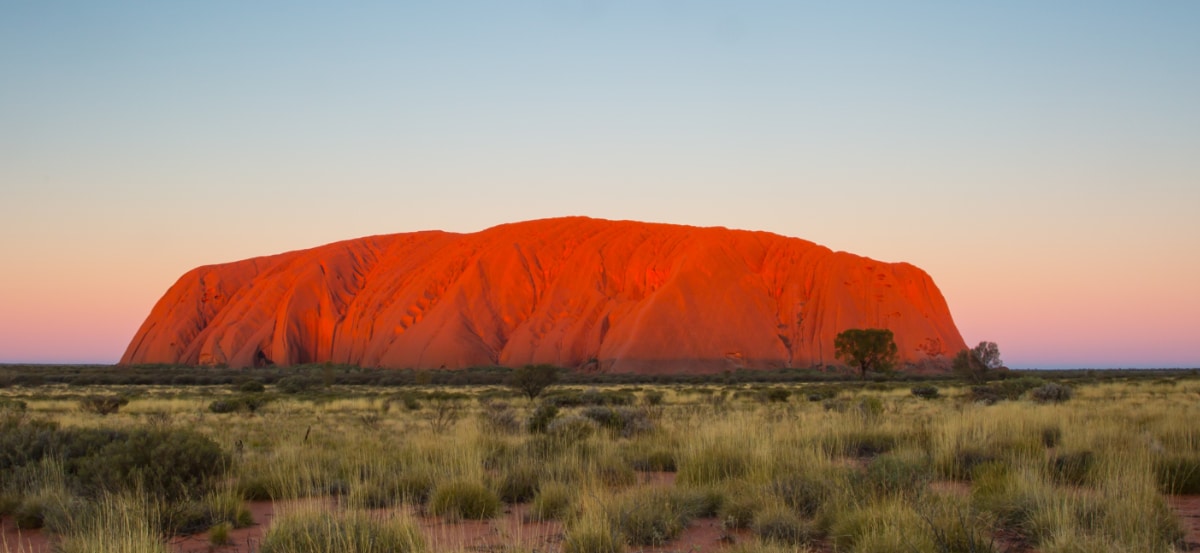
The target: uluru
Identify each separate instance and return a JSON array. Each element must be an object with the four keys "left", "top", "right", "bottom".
[{"left": 121, "top": 217, "right": 966, "bottom": 373}]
